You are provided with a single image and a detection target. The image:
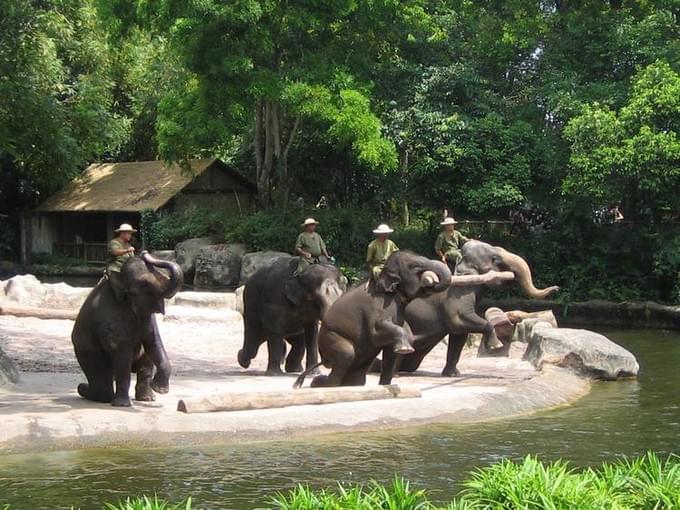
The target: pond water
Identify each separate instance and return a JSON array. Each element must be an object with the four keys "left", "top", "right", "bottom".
[{"left": 0, "top": 329, "right": 679, "bottom": 509}]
